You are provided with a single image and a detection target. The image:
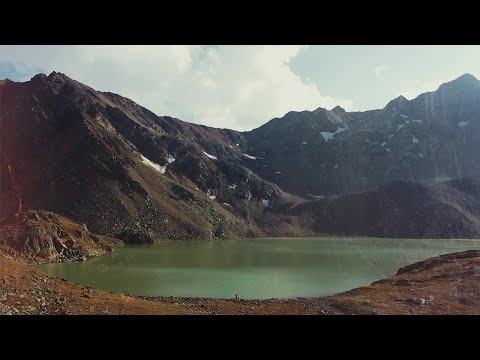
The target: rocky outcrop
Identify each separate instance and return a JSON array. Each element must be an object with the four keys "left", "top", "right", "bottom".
[{"left": 0, "top": 210, "right": 120, "bottom": 264}]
